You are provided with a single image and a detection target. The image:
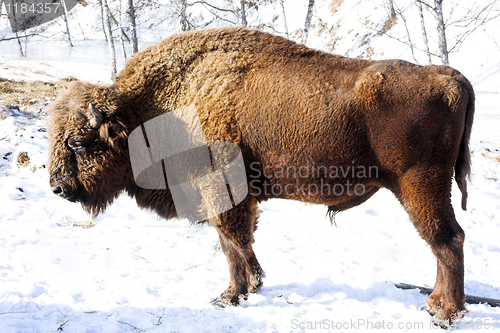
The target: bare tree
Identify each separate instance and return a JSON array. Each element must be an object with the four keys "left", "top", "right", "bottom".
[
  {"left": 178, "top": 0, "right": 189, "bottom": 31},
  {"left": 280, "top": 0, "right": 289, "bottom": 38},
  {"left": 15, "top": 30, "right": 25, "bottom": 57},
  {"left": 385, "top": 0, "right": 396, "bottom": 19},
  {"left": 60, "top": 0, "right": 74, "bottom": 47},
  {"left": 374, "top": 0, "right": 499, "bottom": 65},
  {"left": 446, "top": 0, "right": 500, "bottom": 54},
  {"left": 126, "top": 0, "right": 138, "bottom": 54},
  {"left": 99, "top": 0, "right": 109, "bottom": 42},
  {"left": 395, "top": 4, "right": 419, "bottom": 64},
  {"left": 434, "top": 0, "right": 448, "bottom": 64},
  {"left": 240, "top": 0, "right": 247, "bottom": 27},
  {"left": 416, "top": 0, "right": 500, "bottom": 64},
  {"left": 97, "top": 1, "right": 130, "bottom": 43},
  {"left": 0, "top": 0, "right": 5, "bottom": 24},
  {"left": 184, "top": 0, "right": 252, "bottom": 28},
  {"left": 417, "top": 0, "right": 432, "bottom": 64},
  {"left": 302, "top": 0, "right": 314, "bottom": 44},
  {"left": 1, "top": 0, "right": 25, "bottom": 55},
  {"left": 102, "top": 0, "right": 117, "bottom": 78},
  {"left": 119, "top": 0, "right": 127, "bottom": 60}
]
